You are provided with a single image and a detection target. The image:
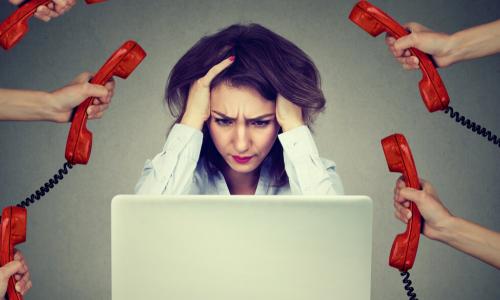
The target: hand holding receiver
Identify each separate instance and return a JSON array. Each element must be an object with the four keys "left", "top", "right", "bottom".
[
  {"left": 385, "top": 22, "right": 454, "bottom": 69},
  {"left": 381, "top": 133, "right": 422, "bottom": 272},
  {"left": 349, "top": 1, "right": 450, "bottom": 112},
  {"left": 394, "top": 178, "right": 454, "bottom": 241},
  {"left": 0, "top": 0, "right": 106, "bottom": 50},
  {"left": 0, "top": 206, "right": 27, "bottom": 300},
  {"left": 48, "top": 72, "right": 115, "bottom": 123},
  {"left": 65, "top": 40, "right": 146, "bottom": 165}
]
